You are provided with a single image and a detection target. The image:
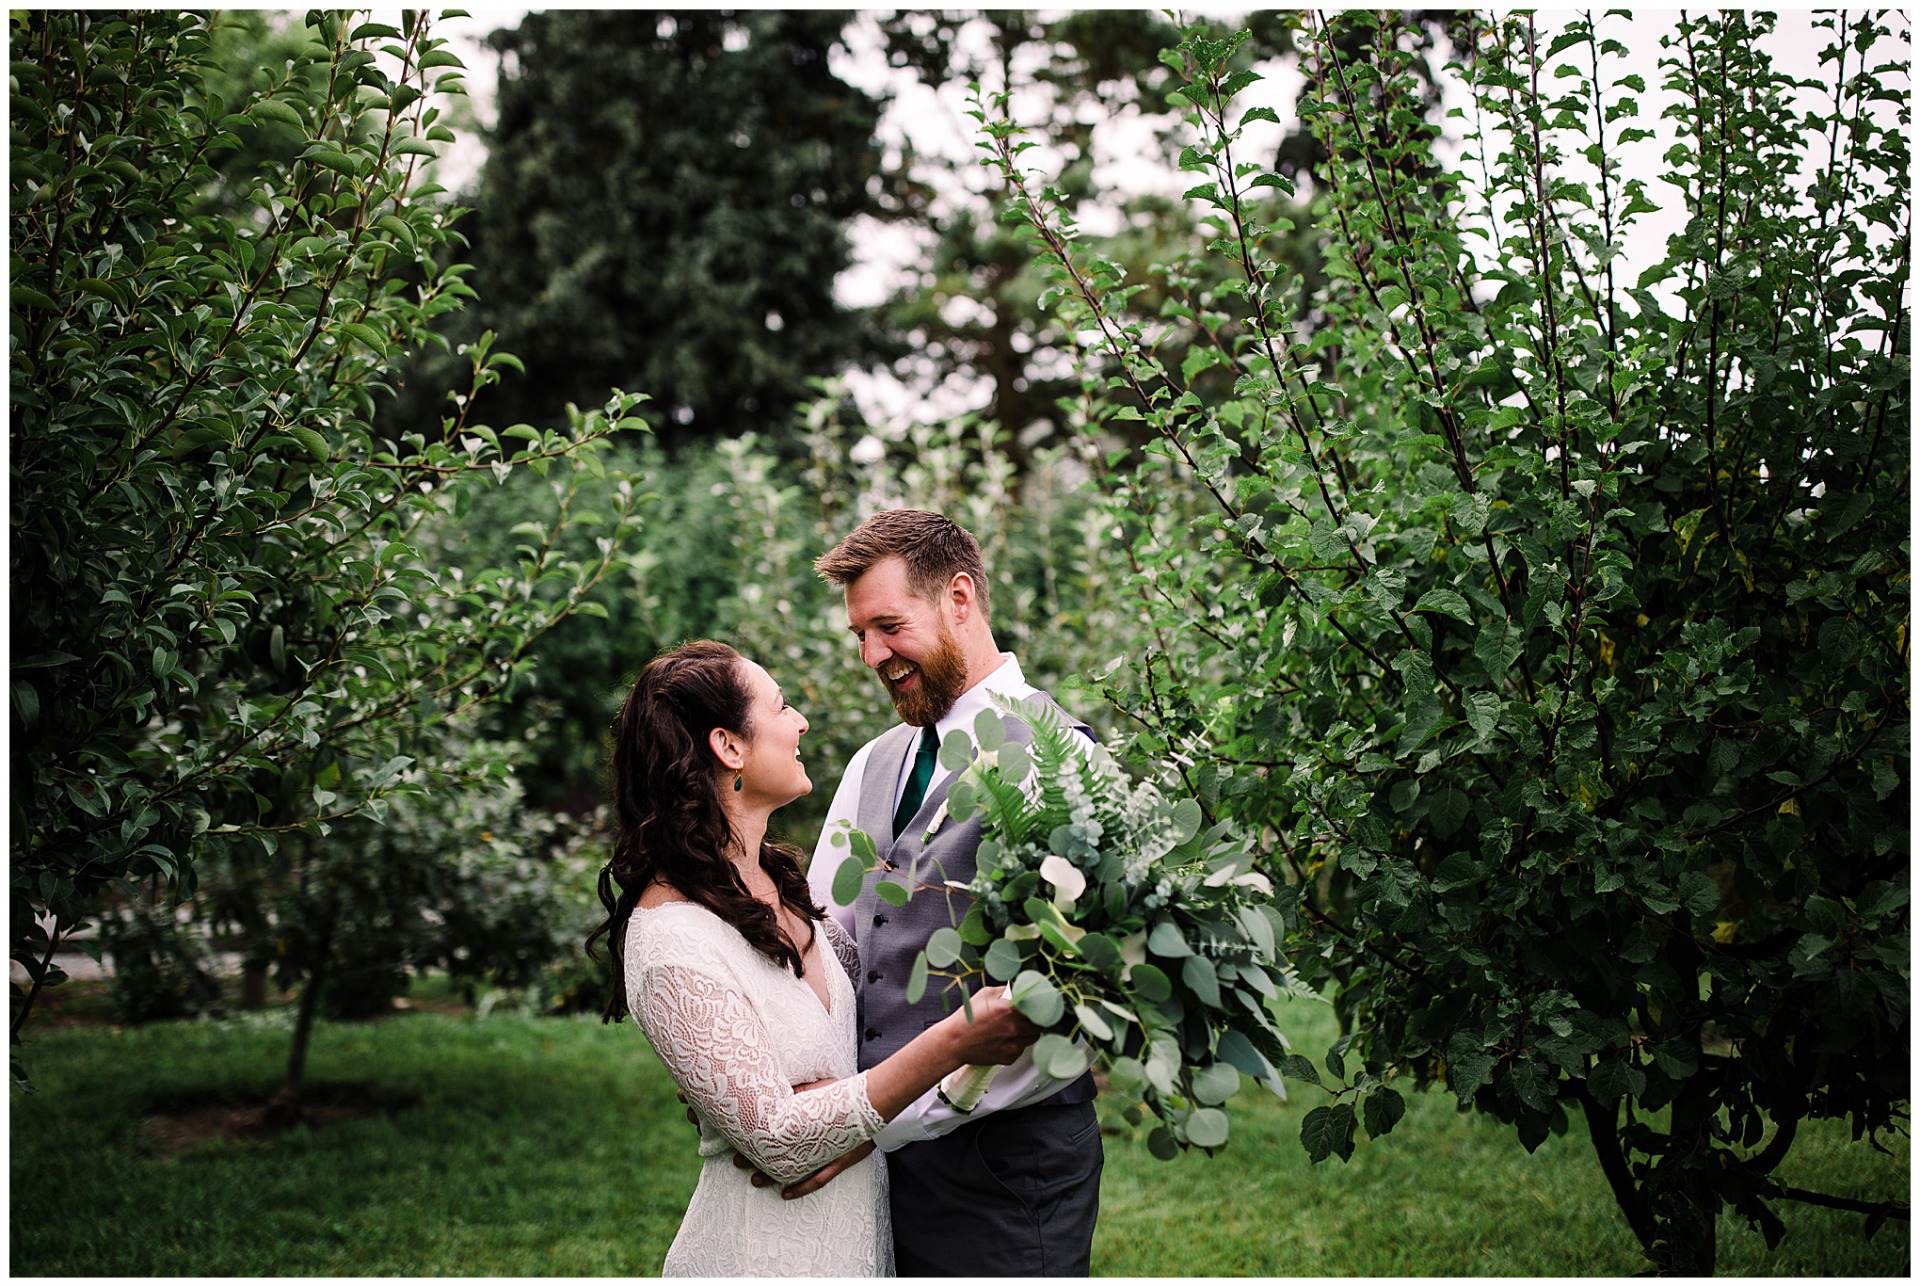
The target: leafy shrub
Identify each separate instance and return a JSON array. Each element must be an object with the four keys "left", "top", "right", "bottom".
[
  {"left": 99, "top": 899, "right": 223, "bottom": 1024},
  {"left": 986, "top": 11, "right": 1909, "bottom": 1273},
  {"left": 9, "top": 10, "right": 647, "bottom": 1086}
]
